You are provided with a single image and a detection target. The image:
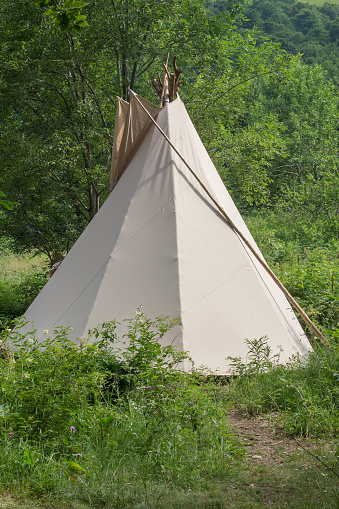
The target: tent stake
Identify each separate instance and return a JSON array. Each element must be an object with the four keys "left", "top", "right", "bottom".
[{"left": 129, "top": 89, "right": 327, "bottom": 345}]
